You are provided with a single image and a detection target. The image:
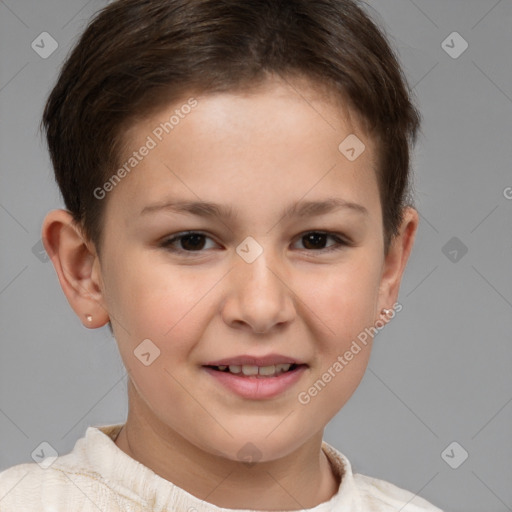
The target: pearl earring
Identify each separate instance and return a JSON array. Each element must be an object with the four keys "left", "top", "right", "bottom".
[
  {"left": 381, "top": 308, "right": 392, "bottom": 317},
  {"left": 86, "top": 314, "right": 93, "bottom": 322}
]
